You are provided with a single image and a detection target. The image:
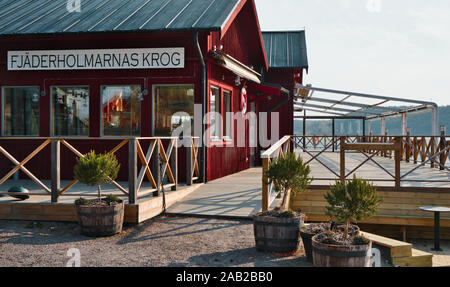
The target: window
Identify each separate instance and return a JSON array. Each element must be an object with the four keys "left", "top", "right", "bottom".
[
  {"left": 153, "top": 85, "right": 194, "bottom": 136},
  {"left": 2, "top": 87, "right": 40, "bottom": 136},
  {"left": 101, "top": 85, "right": 141, "bottom": 136},
  {"left": 223, "top": 90, "right": 232, "bottom": 139},
  {"left": 51, "top": 86, "right": 89, "bottom": 136},
  {"left": 210, "top": 86, "right": 221, "bottom": 139}
]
